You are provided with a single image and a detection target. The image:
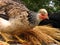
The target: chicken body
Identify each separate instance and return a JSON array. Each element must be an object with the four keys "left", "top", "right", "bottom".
[{"left": 0, "top": 0, "right": 40, "bottom": 34}]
